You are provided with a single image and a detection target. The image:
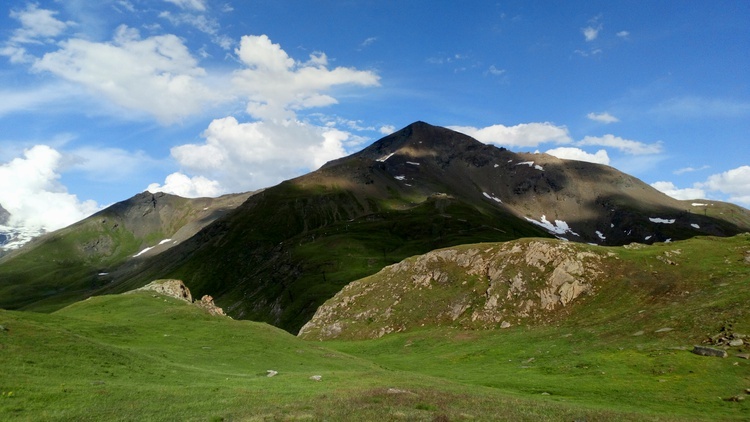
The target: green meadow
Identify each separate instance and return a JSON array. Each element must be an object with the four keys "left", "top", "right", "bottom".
[{"left": 1, "top": 235, "right": 749, "bottom": 420}]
